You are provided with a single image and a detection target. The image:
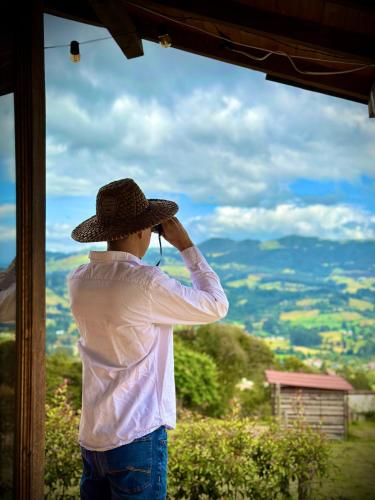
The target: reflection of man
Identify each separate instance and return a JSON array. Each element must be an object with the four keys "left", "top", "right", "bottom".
[
  {"left": 0, "top": 257, "right": 16, "bottom": 323},
  {"left": 68, "top": 178, "right": 229, "bottom": 499}
]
